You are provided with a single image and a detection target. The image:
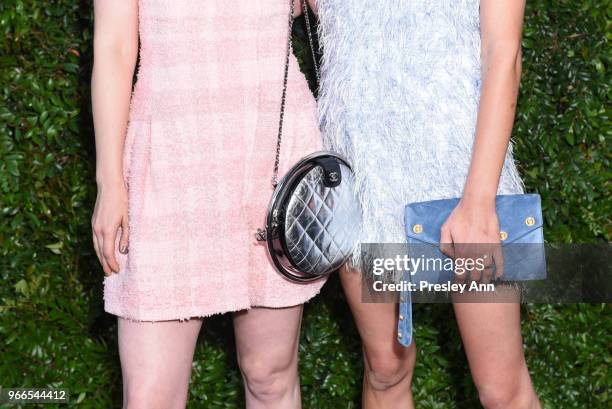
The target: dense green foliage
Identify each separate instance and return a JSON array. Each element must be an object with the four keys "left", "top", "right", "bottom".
[{"left": 0, "top": 0, "right": 609, "bottom": 408}]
